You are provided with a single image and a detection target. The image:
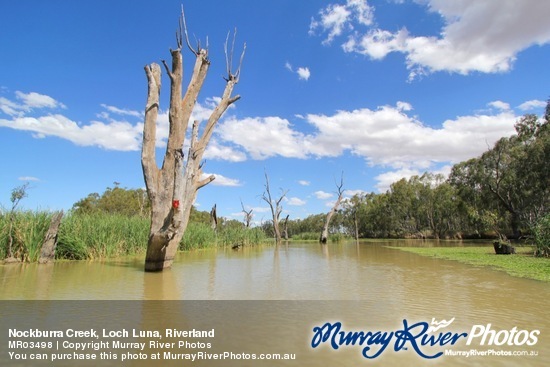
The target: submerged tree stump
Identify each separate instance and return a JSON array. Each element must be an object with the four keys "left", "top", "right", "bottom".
[
  {"left": 38, "top": 211, "right": 64, "bottom": 264},
  {"left": 493, "top": 241, "right": 515, "bottom": 255}
]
